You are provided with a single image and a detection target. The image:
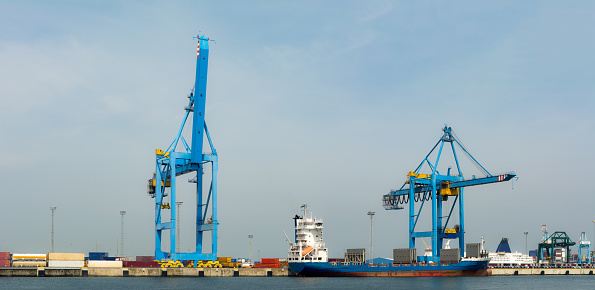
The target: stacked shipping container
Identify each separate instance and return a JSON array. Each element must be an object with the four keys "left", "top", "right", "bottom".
[
  {"left": 47, "top": 253, "right": 85, "bottom": 268},
  {"left": 87, "top": 252, "right": 109, "bottom": 260},
  {"left": 217, "top": 257, "right": 242, "bottom": 268},
  {"left": 125, "top": 256, "right": 158, "bottom": 268},
  {"left": 12, "top": 253, "right": 46, "bottom": 267},
  {"left": 0, "top": 252, "right": 10, "bottom": 267},
  {"left": 254, "top": 258, "right": 280, "bottom": 268}
]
